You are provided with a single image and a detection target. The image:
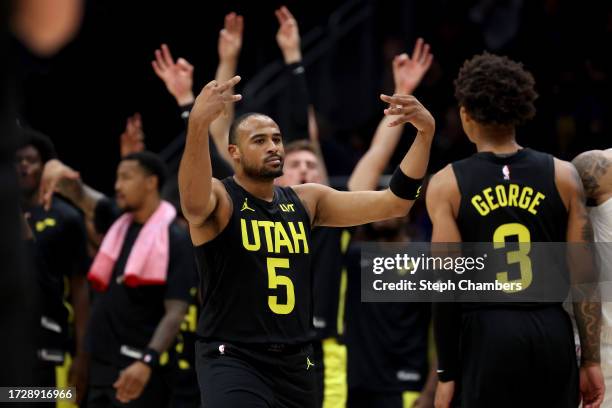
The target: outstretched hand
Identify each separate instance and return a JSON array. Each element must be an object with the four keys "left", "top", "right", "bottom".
[
  {"left": 152, "top": 44, "right": 195, "bottom": 106},
  {"left": 190, "top": 76, "right": 242, "bottom": 126},
  {"left": 381, "top": 93, "right": 435, "bottom": 135},
  {"left": 218, "top": 12, "right": 243, "bottom": 62},
  {"left": 120, "top": 113, "right": 145, "bottom": 158},
  {"left": 393, "top": 38, "right": 433, "bottom": 95},
  {"left": 275, "top": 6, "right": 301, "bottom": 64},
  {"left": 38, "top": 159, "right": 81, "bottom": 211}
]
